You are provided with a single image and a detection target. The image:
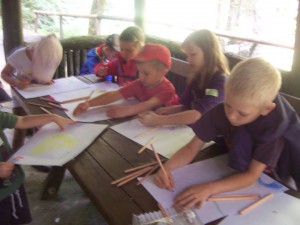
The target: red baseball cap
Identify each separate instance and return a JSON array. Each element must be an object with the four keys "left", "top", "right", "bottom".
[{"left": 134, "top": 44, "right": 171, "bottom": 69}]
